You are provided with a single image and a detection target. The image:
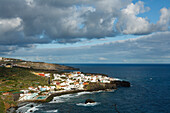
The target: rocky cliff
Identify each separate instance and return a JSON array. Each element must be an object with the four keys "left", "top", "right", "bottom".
[{"left": 84, "top": 83, "right": 117, "bottom": 90}]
